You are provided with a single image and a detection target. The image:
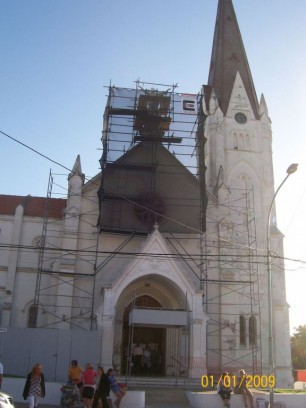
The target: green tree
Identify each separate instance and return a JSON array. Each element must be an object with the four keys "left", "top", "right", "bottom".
[{"left": 291, "top": 325, "right": 306, "bottom": 370}]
